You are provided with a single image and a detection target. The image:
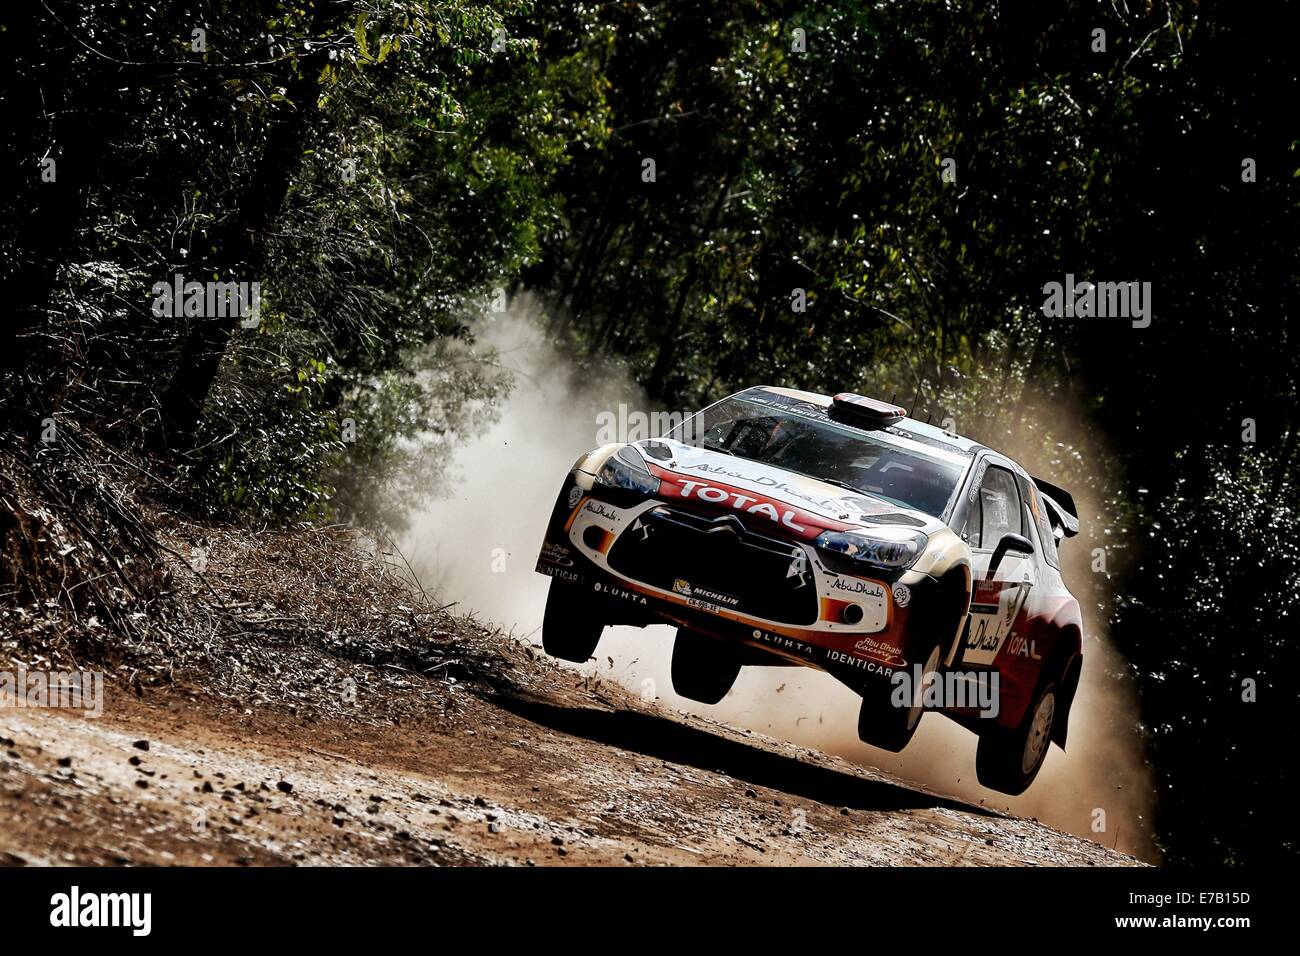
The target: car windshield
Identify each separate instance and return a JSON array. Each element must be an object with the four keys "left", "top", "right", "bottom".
[{"left": 666, "top": 395, "right": 966, "bottom": 518}]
